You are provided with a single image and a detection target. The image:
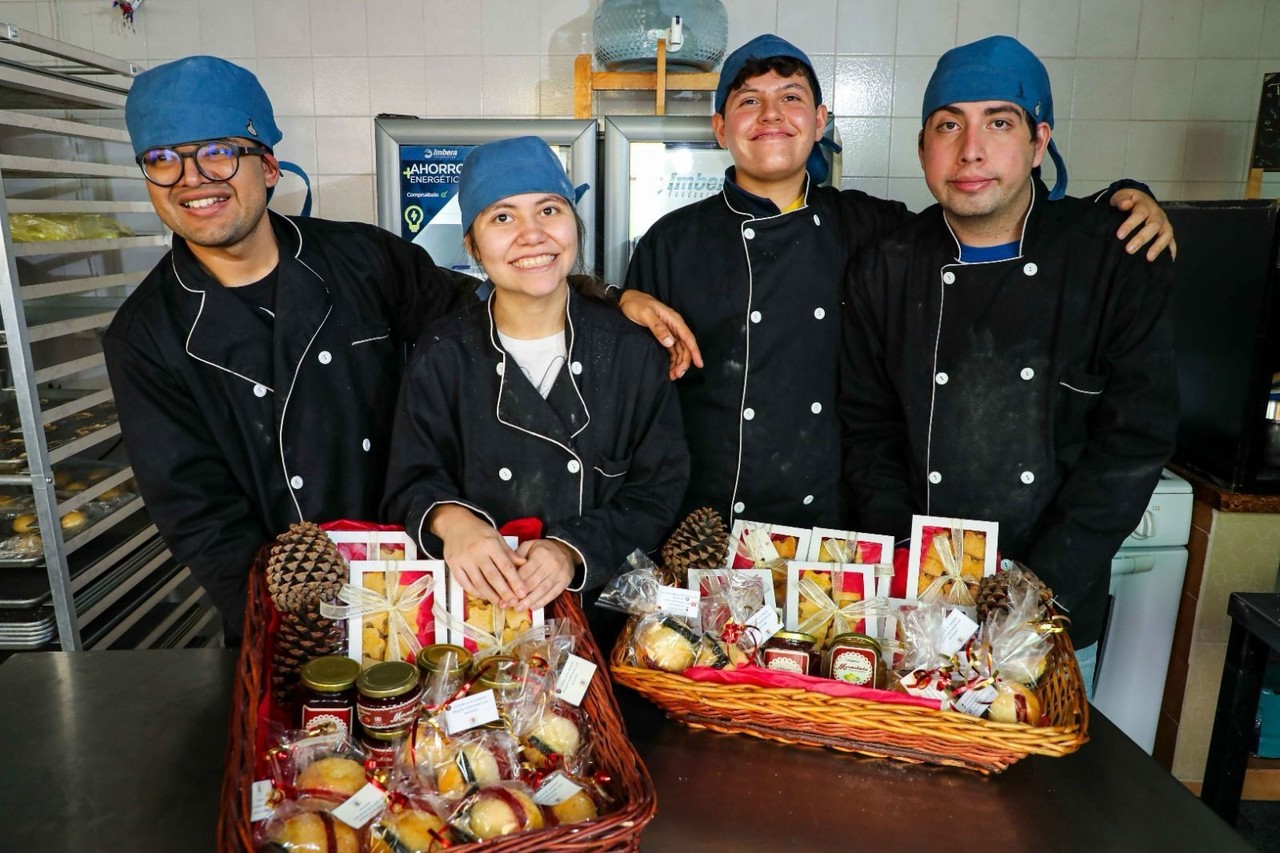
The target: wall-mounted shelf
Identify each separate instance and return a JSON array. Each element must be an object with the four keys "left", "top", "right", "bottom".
[{"left": 573, "top": 40, "right": 718, "bottom": 118}]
